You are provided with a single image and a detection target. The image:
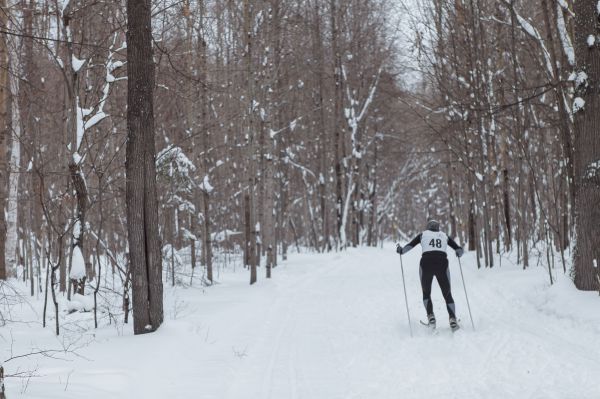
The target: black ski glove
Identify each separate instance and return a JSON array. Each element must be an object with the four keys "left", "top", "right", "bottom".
[
  {"left": 455, "top": 248, "right": 464, "bottom": 258},
  {"left": 396, "top": 243, "right": 402, "bottom": 254}
]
